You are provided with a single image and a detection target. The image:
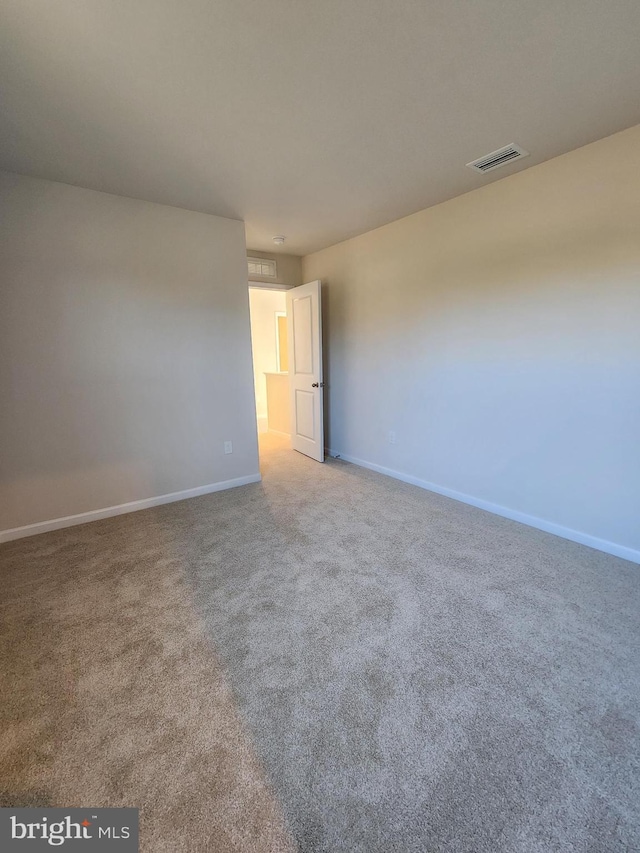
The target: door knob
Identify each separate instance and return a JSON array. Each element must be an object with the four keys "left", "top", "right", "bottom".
[{"left": 312, "top": 382, "right": 326, "bottom": 388}]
